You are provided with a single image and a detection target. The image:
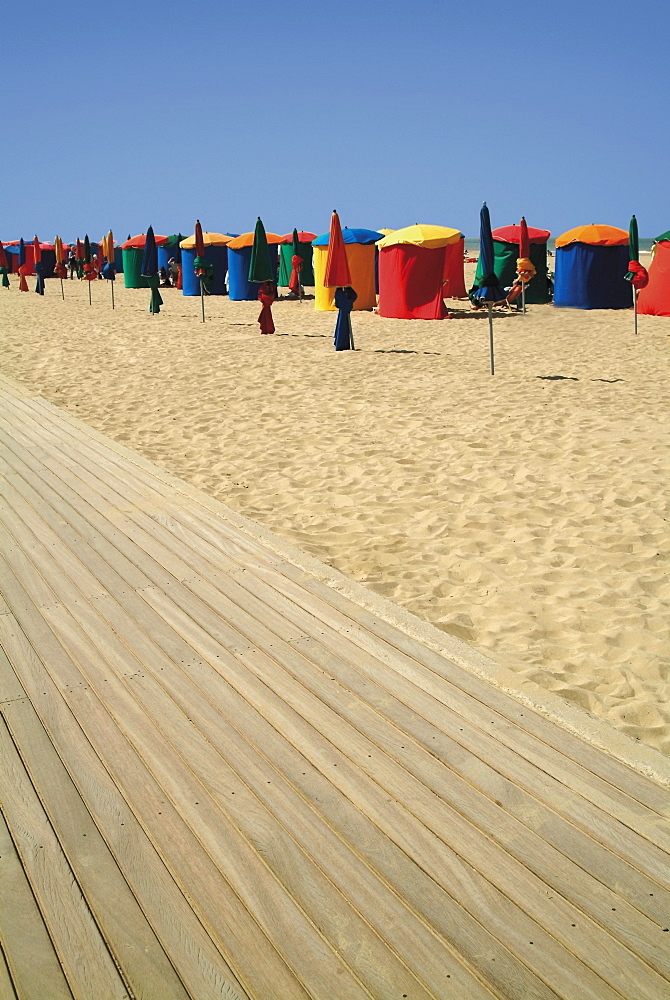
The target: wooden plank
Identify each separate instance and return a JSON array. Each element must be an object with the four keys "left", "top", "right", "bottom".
[
  {"left": 0, "top": 718, "right": 130, "bottom": 1000},
  {"left": 0, "top": 508, "right": 446, "bottom": 1000},
  {"left": 0, "top": 808, "right": 73, "bottom": 1000},
  {"left": 7, "top": 386, "right": 666, "bottom": 815},
  {"left": 228, "top": 562, "right": 670, "bottom": 844},
  {"left": 0, "top": 457, "right": 490, "bottom": 995},
  {"left": 0, "top": 947, "right": 19, "bottom": 1000},
  {"left": 2, "top": 380, "right": 669, "bottom": 999},
  {"left": 2, "top": 438, "right": 668, "bottom": 992},
  {"left": 0, "top": 654, "right": 194, "bottom": 1000},
  {"left": 0, "top": 581, "right": 293, "bottom": 1000}
]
